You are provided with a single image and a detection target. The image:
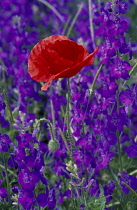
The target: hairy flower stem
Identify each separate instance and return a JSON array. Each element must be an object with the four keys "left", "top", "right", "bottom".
[
  {"left": 66, "top": 78, "right": 74, "bottom": 158},
  {"left": 50, "top": 100, "right": 56, "bottom": 137},
  {"left": 35, "top": 118, "right": 55, "bottom": 141},
  {"left": 66, "top": 78, "right": 75, "bottom": 206}
]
